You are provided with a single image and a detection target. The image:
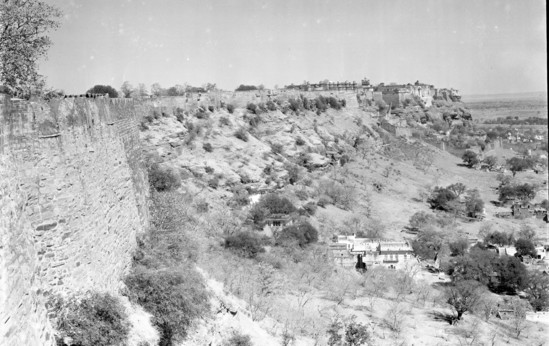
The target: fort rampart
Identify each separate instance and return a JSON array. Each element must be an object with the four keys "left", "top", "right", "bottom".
[{"left": 0, "top": 95, "right": 149, "bottom": 346}]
